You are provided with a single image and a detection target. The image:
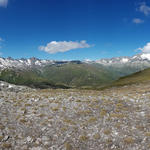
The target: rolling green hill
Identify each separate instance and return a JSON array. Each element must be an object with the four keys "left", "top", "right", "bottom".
[
  {"left": 110, "top": 68, "right": 150, "bottom": 87},
  {"left": 42, "top": 63, "right": 117, "bottom": 87},
  {"left": 0, "top": 69, "right": 69, "bottom": 89}
]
